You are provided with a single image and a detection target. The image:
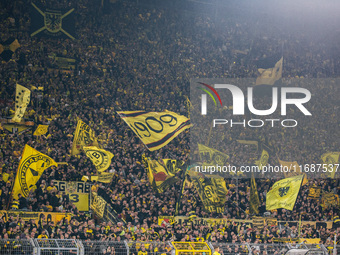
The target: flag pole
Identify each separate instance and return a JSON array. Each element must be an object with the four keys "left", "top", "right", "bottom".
[{"left": 298, "top": 214, "right": 302, "bottom": 238}]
